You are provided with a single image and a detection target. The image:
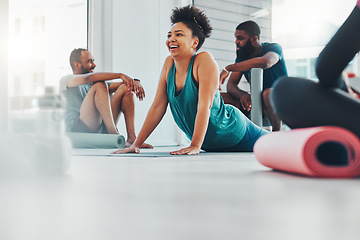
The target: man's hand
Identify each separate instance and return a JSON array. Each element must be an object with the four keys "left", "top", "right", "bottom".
[
  {"left": 220, "top": 69, "right": 230, "bottom": 85},
  {"left": 133, "top": 81, "right": 145, "bottom": 101},
  {"left": 240, "top": 93, "right": 252, "bottom": 112},
  {"left": 119, "top": 73, "right": 135, "bottom": 91}
]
